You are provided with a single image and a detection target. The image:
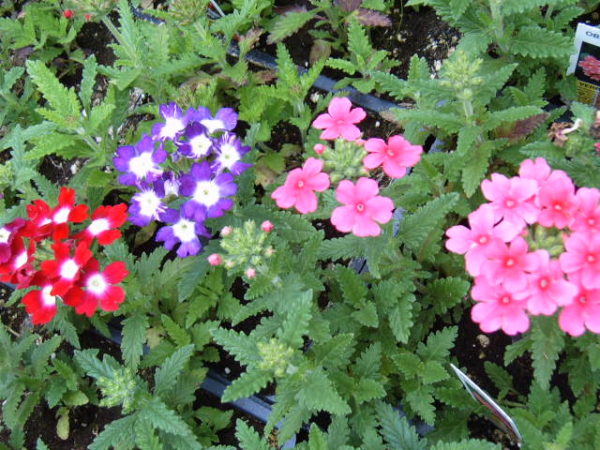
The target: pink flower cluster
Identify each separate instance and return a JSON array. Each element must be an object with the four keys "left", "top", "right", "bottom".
[
  {"left": 446, "top": 158, "right": 600, "bottom": 336},
  {"left": 579, "top": 55, "right": 600, "bottom": 81},
  {"left": 271, "top": 97, "right": 422, "bottom": 237}
]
